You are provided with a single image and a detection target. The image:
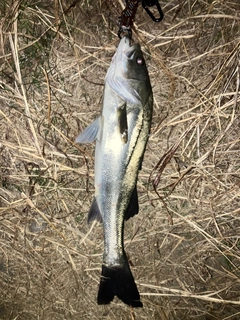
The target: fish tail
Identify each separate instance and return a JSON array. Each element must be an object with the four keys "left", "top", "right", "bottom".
[{"left": 97, "top": 254, "right": 143, "bottom": 307}]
